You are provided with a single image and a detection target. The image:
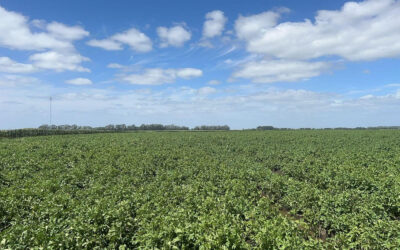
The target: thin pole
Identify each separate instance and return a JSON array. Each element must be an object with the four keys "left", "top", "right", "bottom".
[{"left": 50, "top": 96, "right": 52, "bottom": 127}]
